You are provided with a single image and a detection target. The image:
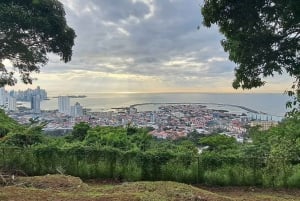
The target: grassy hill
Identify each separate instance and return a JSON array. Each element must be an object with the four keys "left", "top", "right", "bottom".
[
  {"left": 0, "top": 109, "right": 21, "bottom": 131},
  {"left": 0, "top": 175, "right": 299, "bottom": 201}
]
